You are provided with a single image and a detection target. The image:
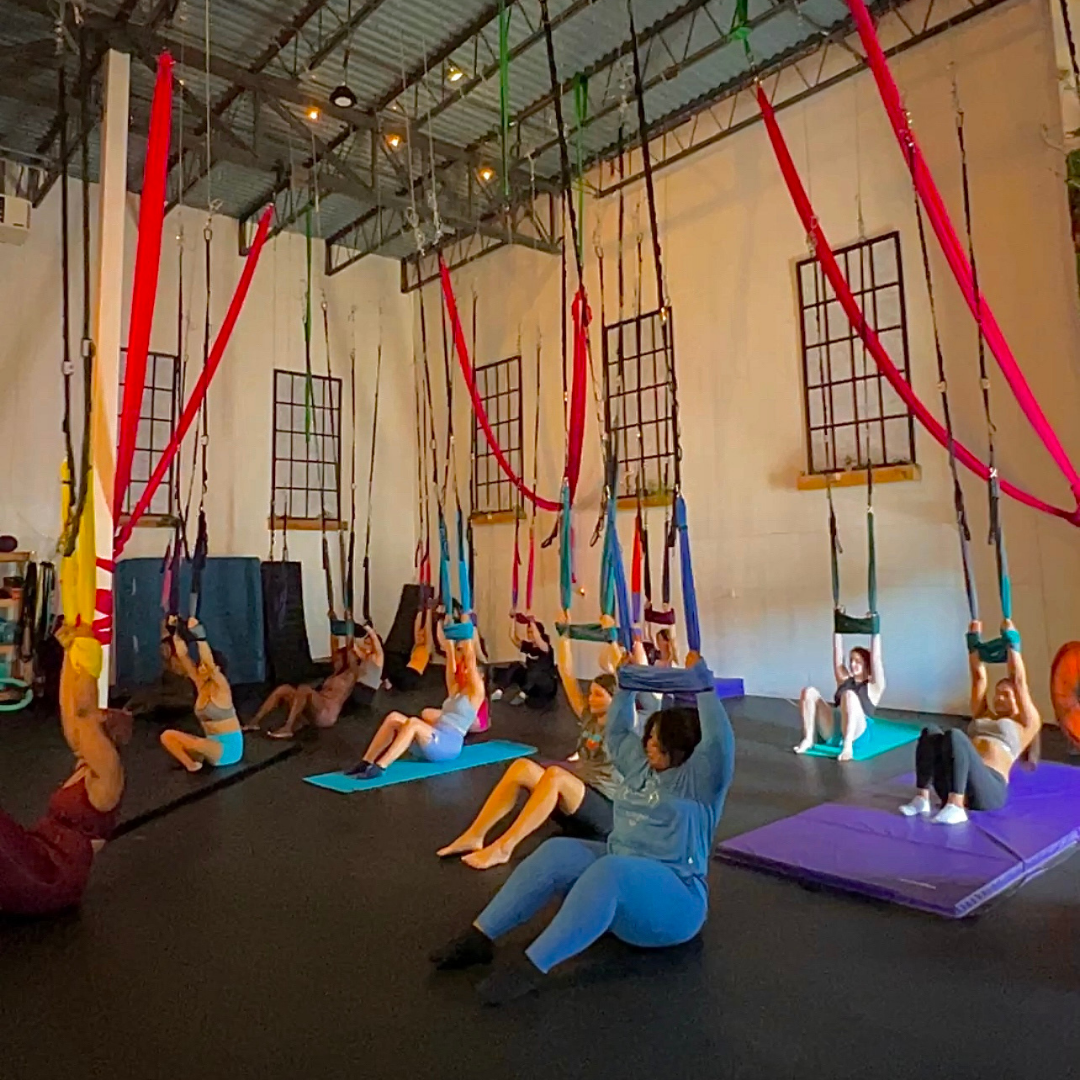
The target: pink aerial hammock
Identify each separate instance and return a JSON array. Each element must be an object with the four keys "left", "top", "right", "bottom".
[
  {"left": 845, "top": 0, "right": 1080, "bottom": 511},
  {"left": 114, "top": 205, "right": 275, "bottom": 554},
  {"left": 438, "top": 255, "right": 589, "bottom": 513},
  {"left": 757, "top": 85, "right": 1079, "bottom": 524}
]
